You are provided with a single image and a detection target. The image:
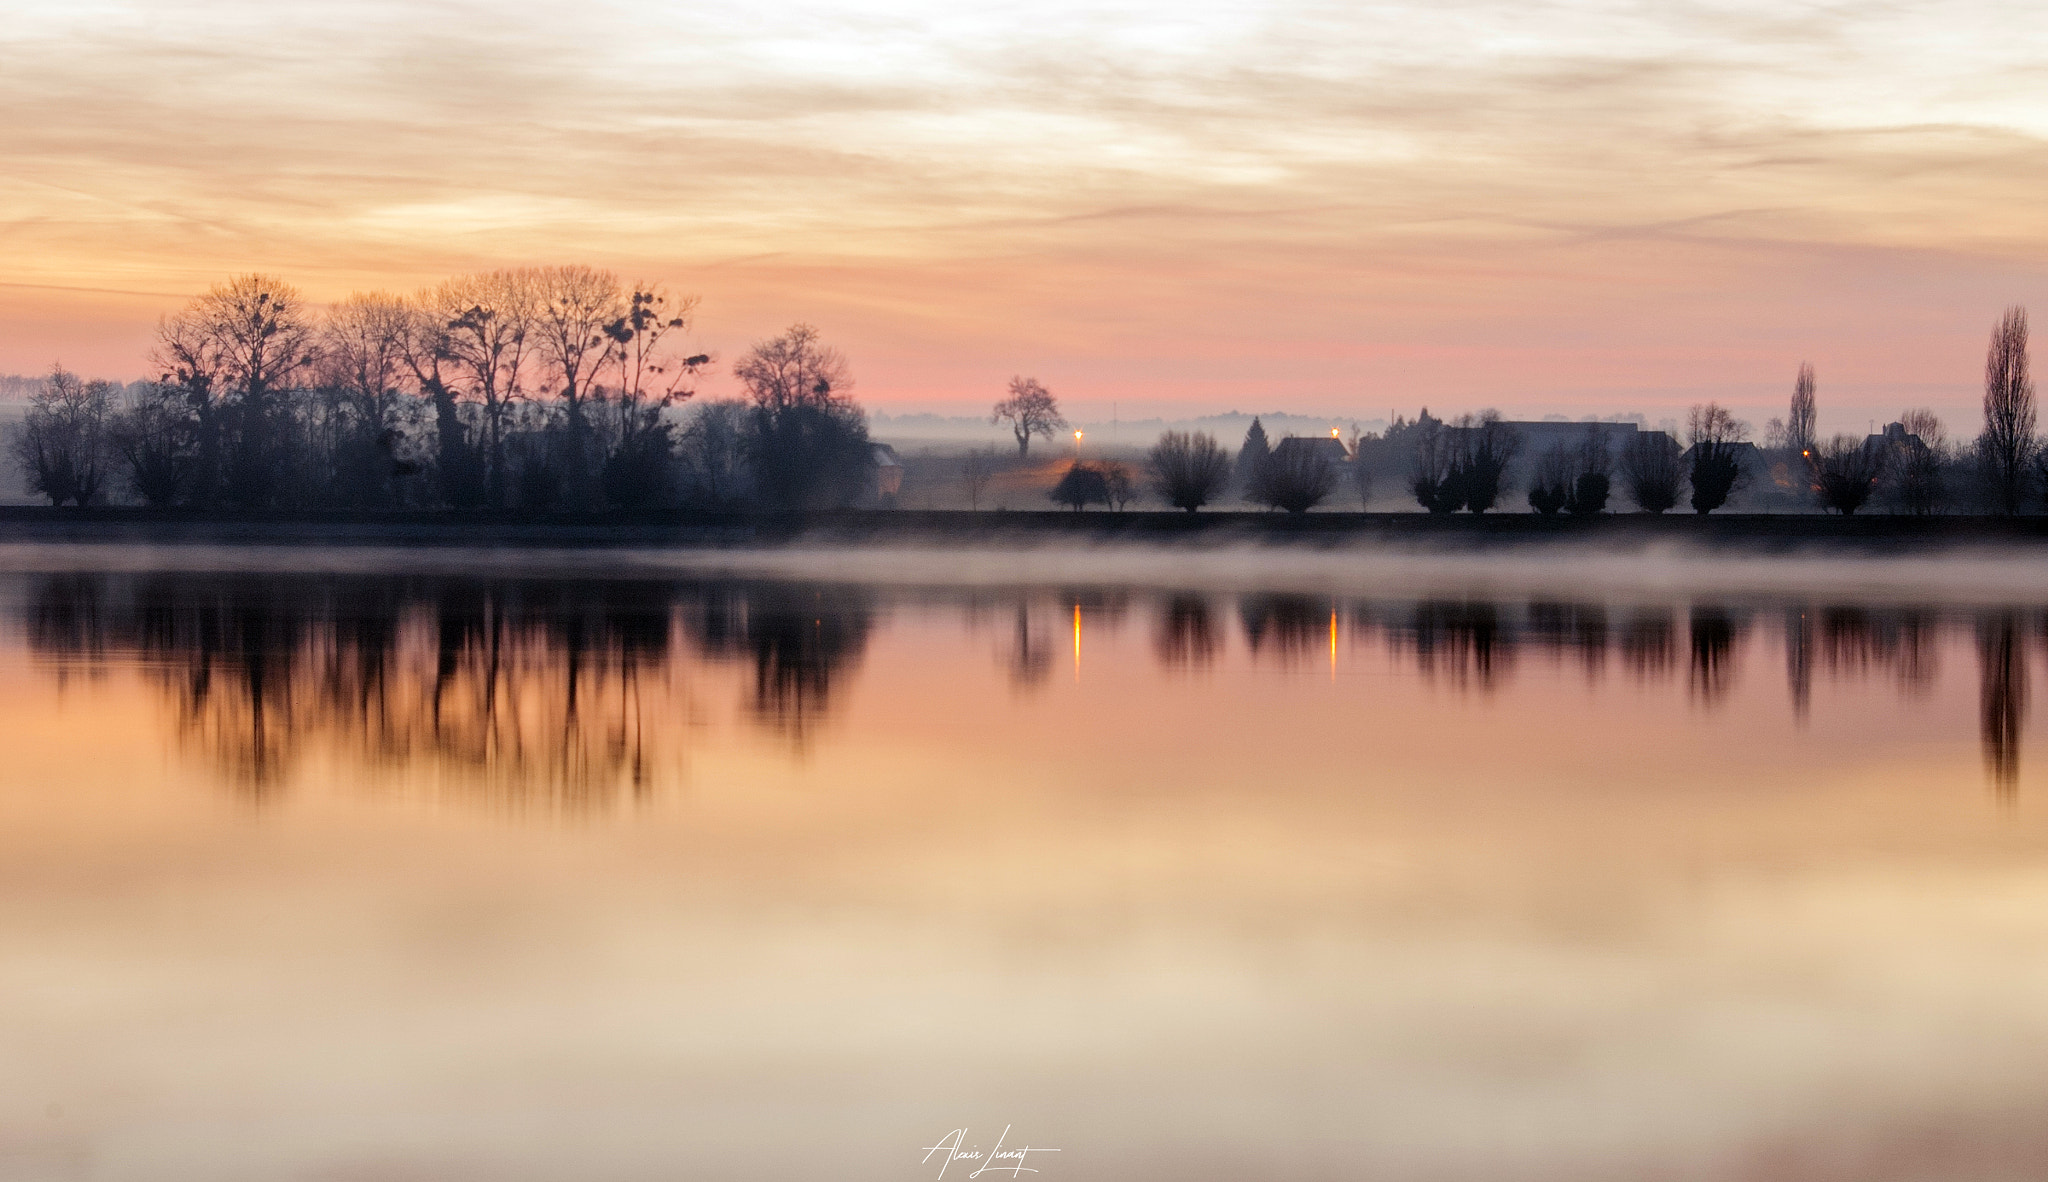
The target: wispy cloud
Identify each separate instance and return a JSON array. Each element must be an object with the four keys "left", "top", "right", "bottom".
[{"left": 3, "top": 0, "right": 2047, "bottom": 425}]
